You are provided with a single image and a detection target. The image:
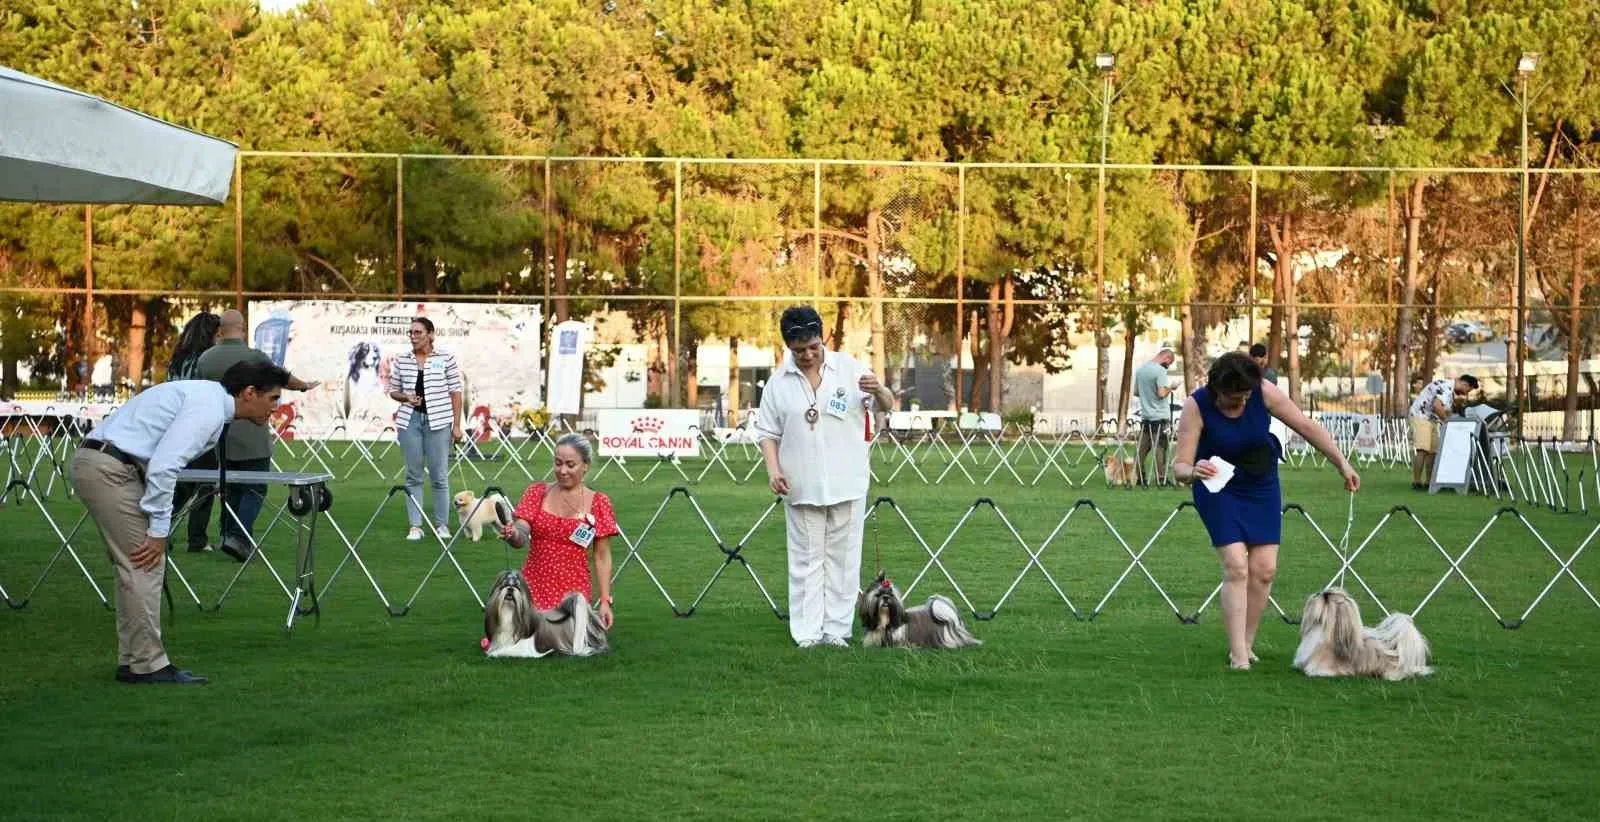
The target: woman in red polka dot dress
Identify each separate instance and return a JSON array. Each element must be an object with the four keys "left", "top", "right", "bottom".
[{"left": 498, "top": 433, "right": 617, "bottom": 628}]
